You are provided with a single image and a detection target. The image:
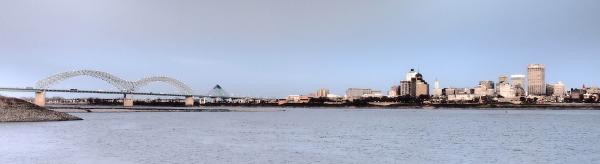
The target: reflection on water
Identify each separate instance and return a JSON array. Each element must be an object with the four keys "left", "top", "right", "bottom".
[{"left": 1, "top": 109, "right": 599, "bottom": 164}]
